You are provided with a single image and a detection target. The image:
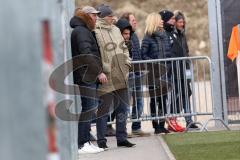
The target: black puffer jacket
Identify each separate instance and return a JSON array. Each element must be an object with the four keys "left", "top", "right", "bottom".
[
  {"left": 167, "top": 29, "right": 189, "bottom": 58},
  {"left": 174, "top": 29, "right": 189, "bottom": 57},
  {"left": 70, "top": 13, "right": 102, "bottom": 84},
  {"left": 141, "top": 31, "right": 173, "bottom": 60},
  {"left": 165, "top": 28, "right": 191, "bottom": 76},
  {"left": 164, "top": 25, "right": 192, "bottom": 97}
]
